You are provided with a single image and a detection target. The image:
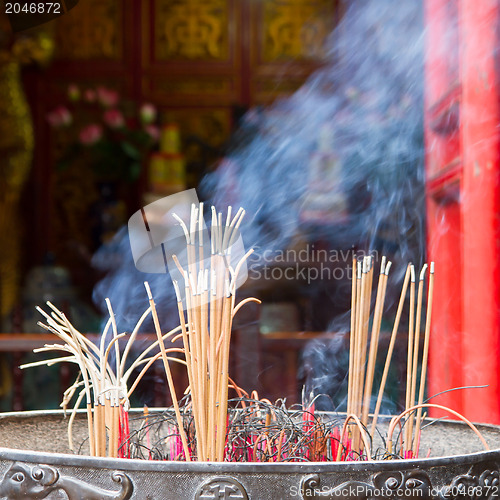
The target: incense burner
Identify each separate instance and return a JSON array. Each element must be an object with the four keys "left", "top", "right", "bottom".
[{"left": 0, "top": 410, "right": 499, "bottom": 499}]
